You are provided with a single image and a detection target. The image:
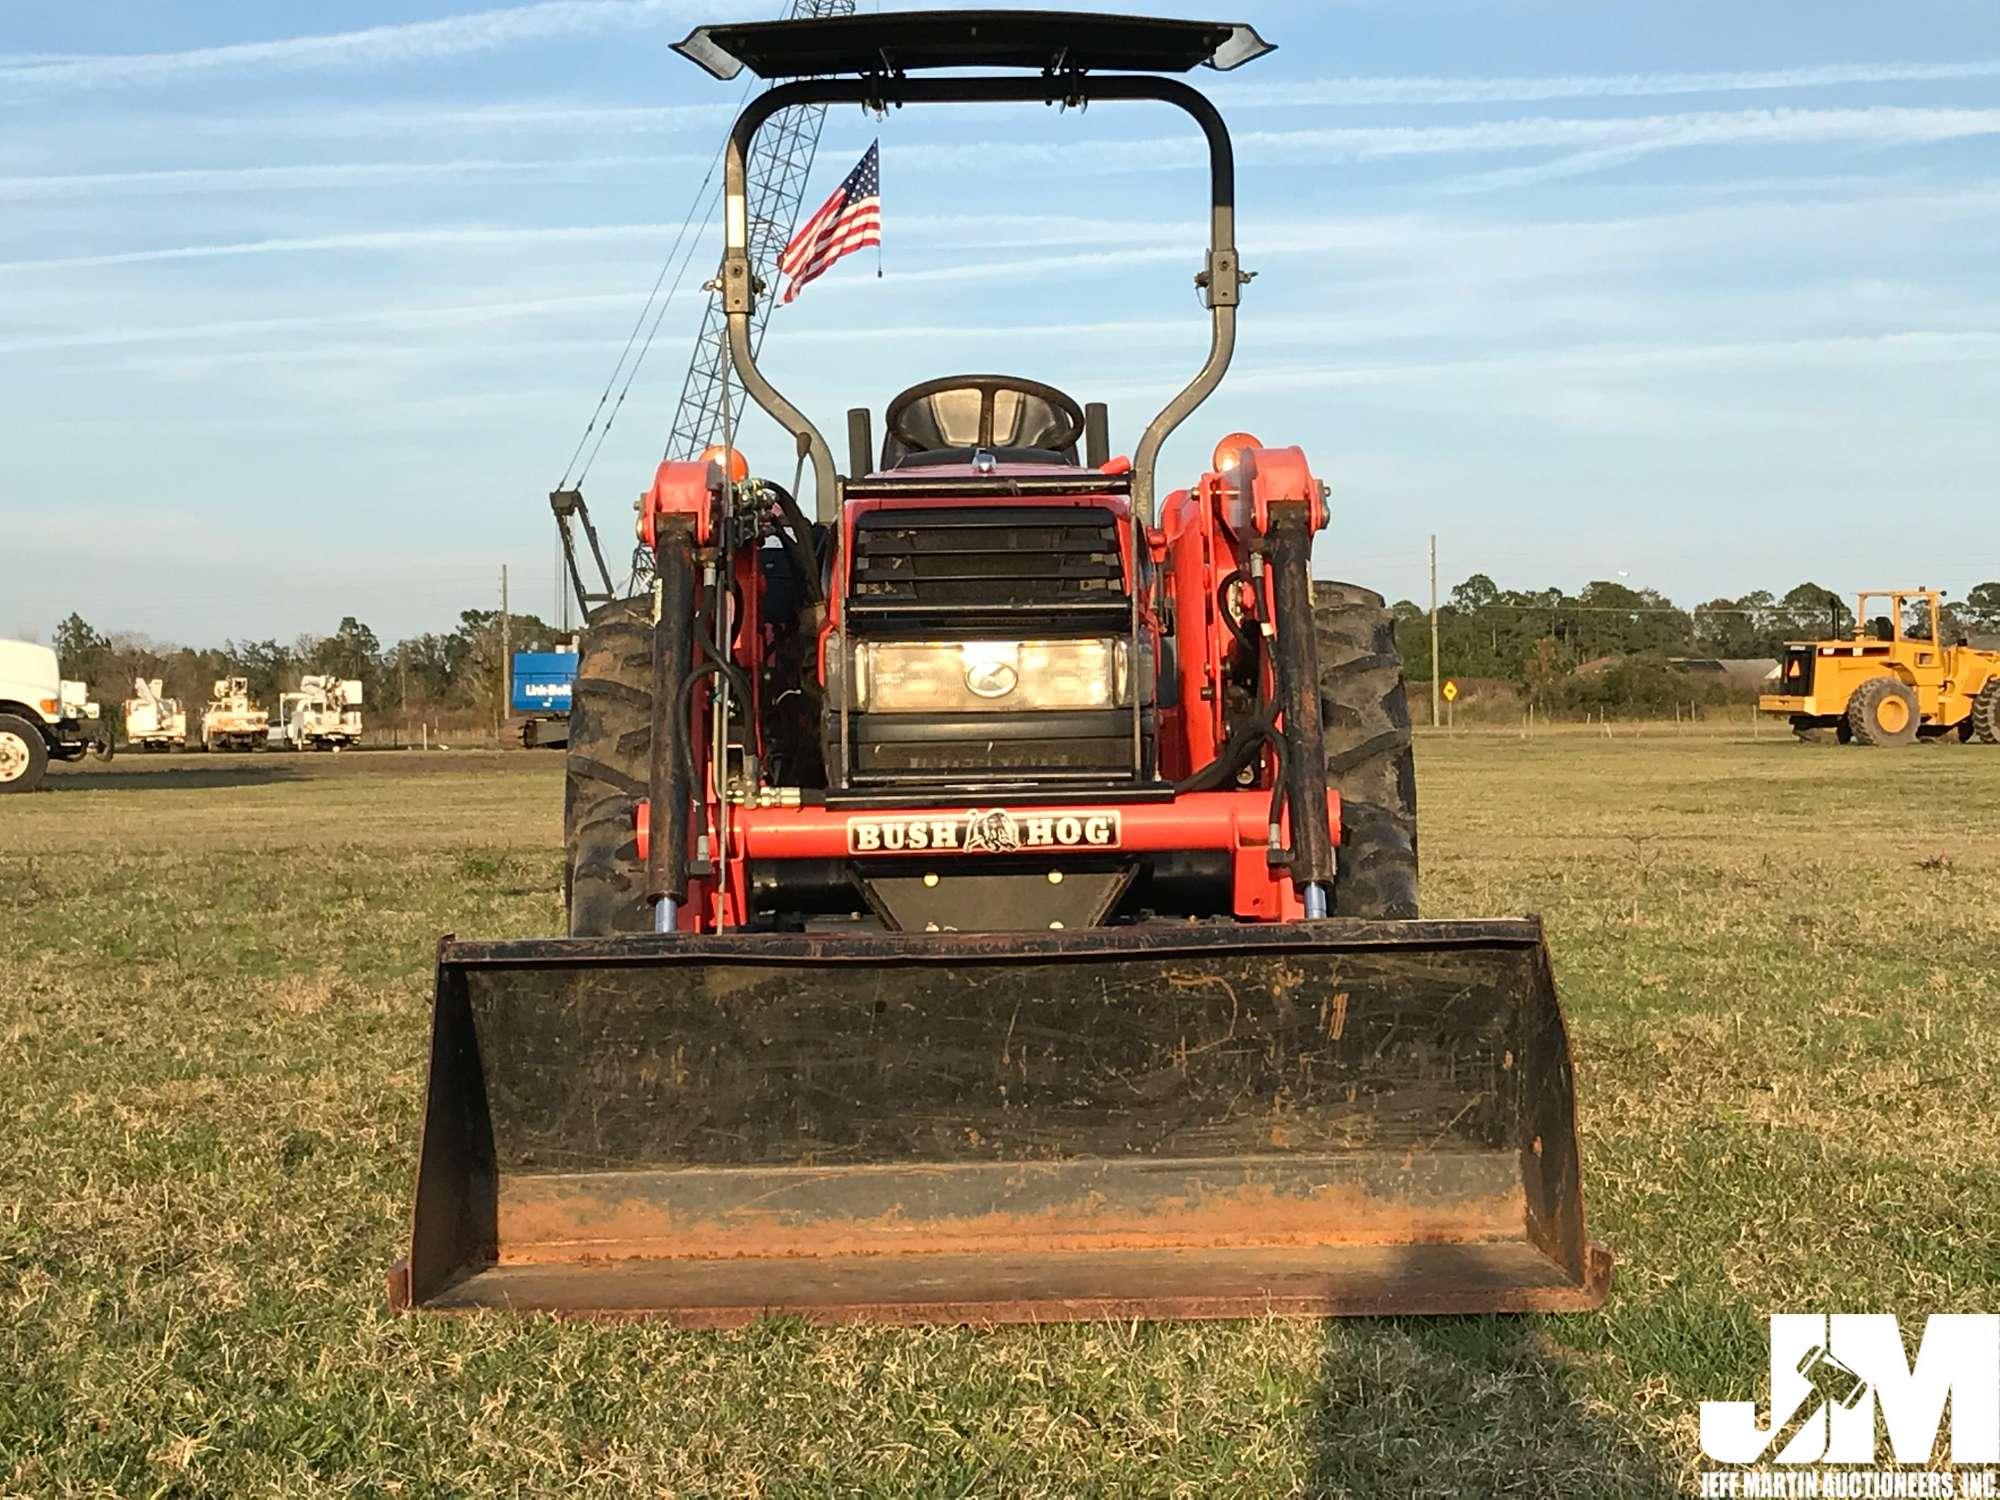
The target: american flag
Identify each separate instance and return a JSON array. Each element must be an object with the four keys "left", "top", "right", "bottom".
[{"left": 778, "top": 140, "right": 880, "bottom": 304}]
